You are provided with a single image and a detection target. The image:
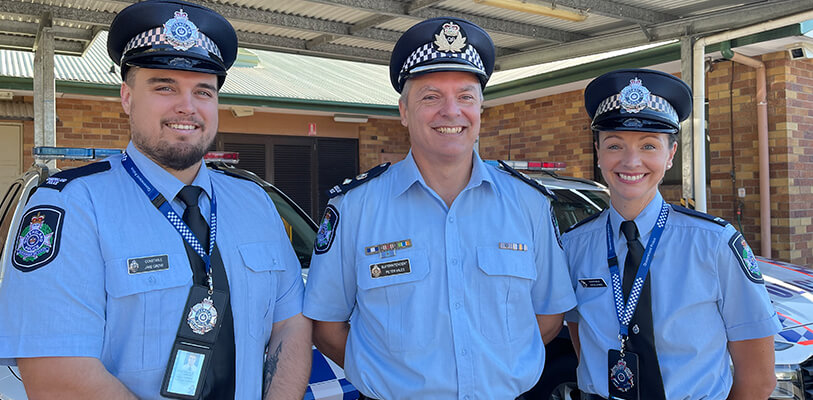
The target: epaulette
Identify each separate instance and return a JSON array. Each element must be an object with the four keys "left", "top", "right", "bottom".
[
  {"left": 497, "top": 160, "right": 556, "bottom": 201},
  {"left": 328, "top": 163, "right": 390, "bottom": 198},
  {"left": 564, "top": 211, "right": 602, "bottom": 233},
  {"left": 210, "top": 167, "right": 256, "bottom": 183},
  {"left": 39, "top": 161, "right": 111, "bottom": 191},
  {"left": 670, "top": 204, "right": 728, "bottom": 227}
]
